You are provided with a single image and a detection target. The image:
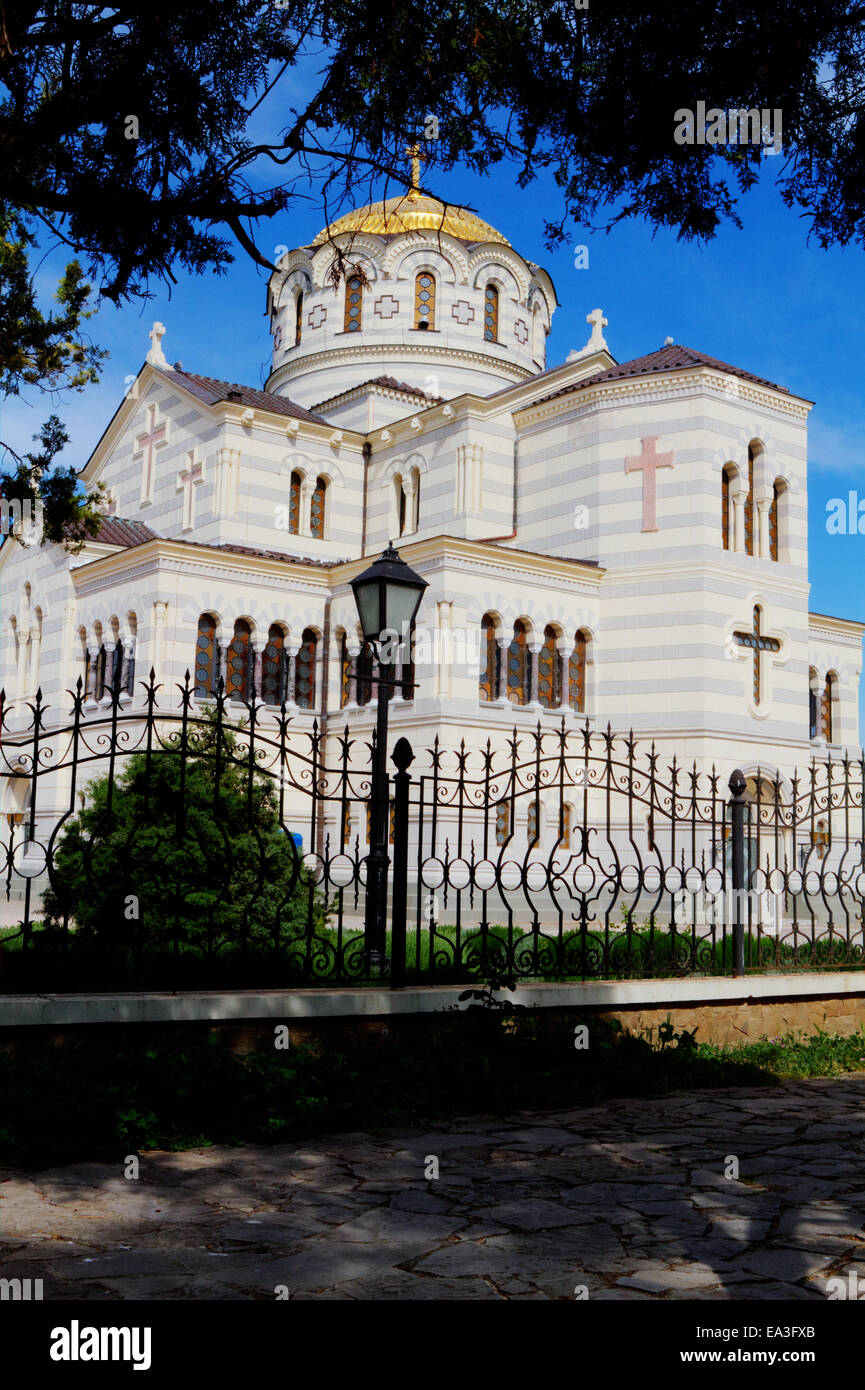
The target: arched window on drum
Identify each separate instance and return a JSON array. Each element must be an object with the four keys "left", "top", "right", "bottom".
[
  {"left": 344, "top": 274, "right": 363, "bottom": 332},
  {"left": 414, "top": 273, "right": 436, "bottom": 330}
]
